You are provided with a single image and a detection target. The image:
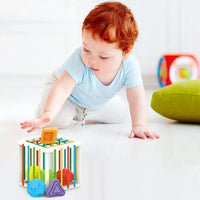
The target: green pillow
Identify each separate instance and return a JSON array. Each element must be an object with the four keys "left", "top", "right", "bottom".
[{"left": 151, "top": 79, "right": 200, "bottom": 123}]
